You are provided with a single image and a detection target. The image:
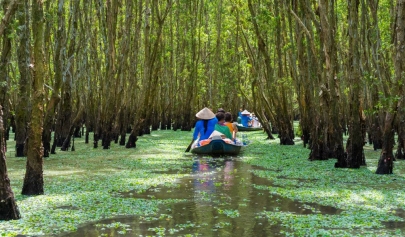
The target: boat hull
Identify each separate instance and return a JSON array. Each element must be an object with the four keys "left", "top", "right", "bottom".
[
  {"left": 236, "top": 125, "right": 262, "bottom": 131},
  {"left": 191, "top": 139, "right": 242, "bottom": 156}
]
